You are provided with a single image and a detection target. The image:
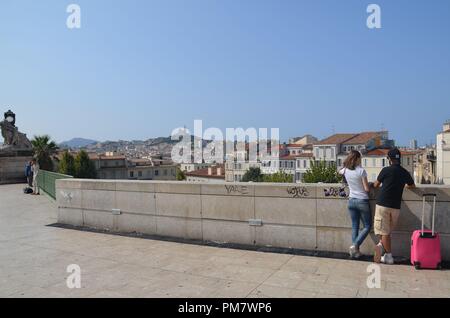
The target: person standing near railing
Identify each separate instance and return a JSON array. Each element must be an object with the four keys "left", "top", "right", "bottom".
[
  {"left": 339, "top": 150, "right": 371, "bottom": 259},
  {"left": 372, "top": 148, "right": 415, "bottom": 265},
  {"left": 31, "top": 159, "right": 40, "bottom": 195},
  {"left": 25, "top": 160, "right": 33, "bottom": 187}
]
